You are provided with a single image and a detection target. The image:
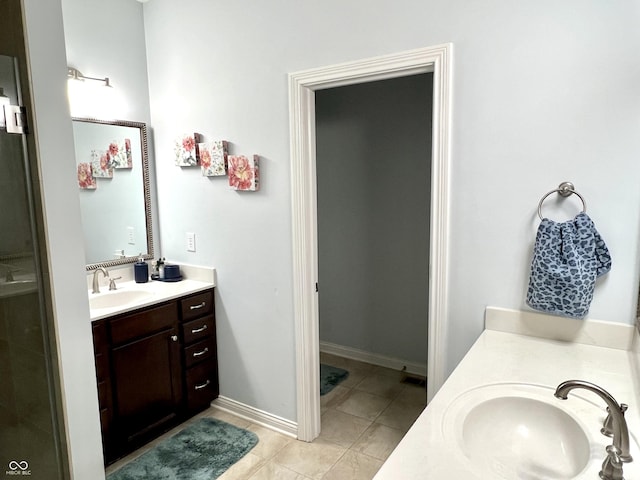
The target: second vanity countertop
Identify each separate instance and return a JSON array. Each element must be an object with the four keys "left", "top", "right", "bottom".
[
  {"left": 88, "top": 264, "right": 216, "bottom": 321},
  {"left": 374, "top": 307, "right": 640, "bottom": 479}
]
